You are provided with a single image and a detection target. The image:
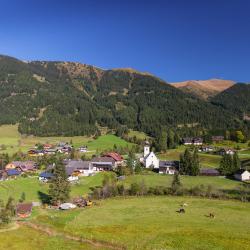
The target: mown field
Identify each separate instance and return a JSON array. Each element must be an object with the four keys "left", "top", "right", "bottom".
[
  {"left": 0, "top": 125, "right": 134, "bottom": 155},
  {"left": 29, "top": 196, "right": 250, "bottom": 250}
]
